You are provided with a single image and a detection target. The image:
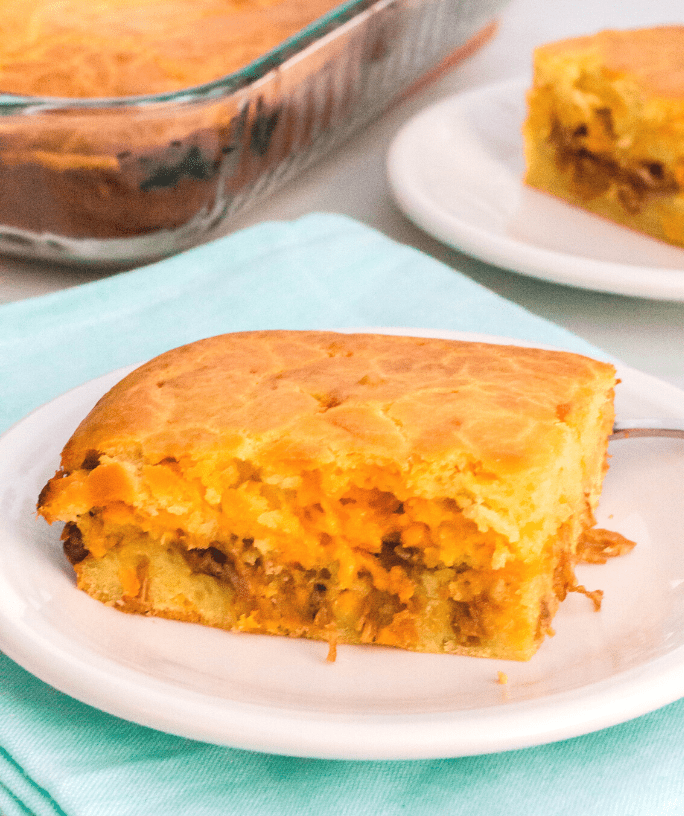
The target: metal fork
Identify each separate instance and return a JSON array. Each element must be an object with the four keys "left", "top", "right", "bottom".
[{"left": 611, "top": 420, "right": 684, "bottom": 440}]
